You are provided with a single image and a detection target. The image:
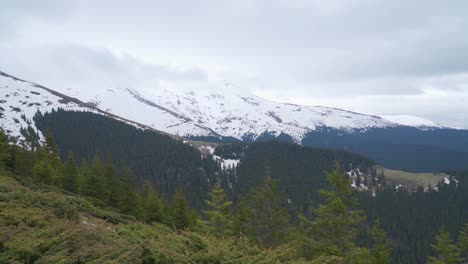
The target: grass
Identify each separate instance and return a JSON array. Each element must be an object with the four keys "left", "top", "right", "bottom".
[{"left": 376, "top": 166, "right": 447, "bottom": 187}]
